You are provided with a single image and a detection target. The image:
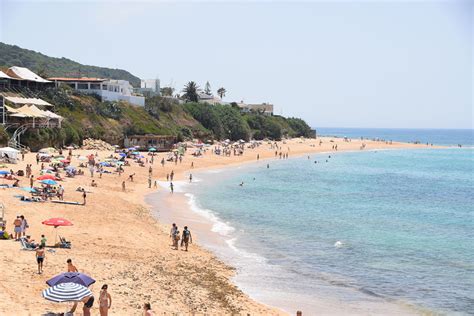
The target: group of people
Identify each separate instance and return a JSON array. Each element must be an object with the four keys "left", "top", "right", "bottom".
[{"left": 170, "top": 223, "right": 193, "bottom": 251}]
